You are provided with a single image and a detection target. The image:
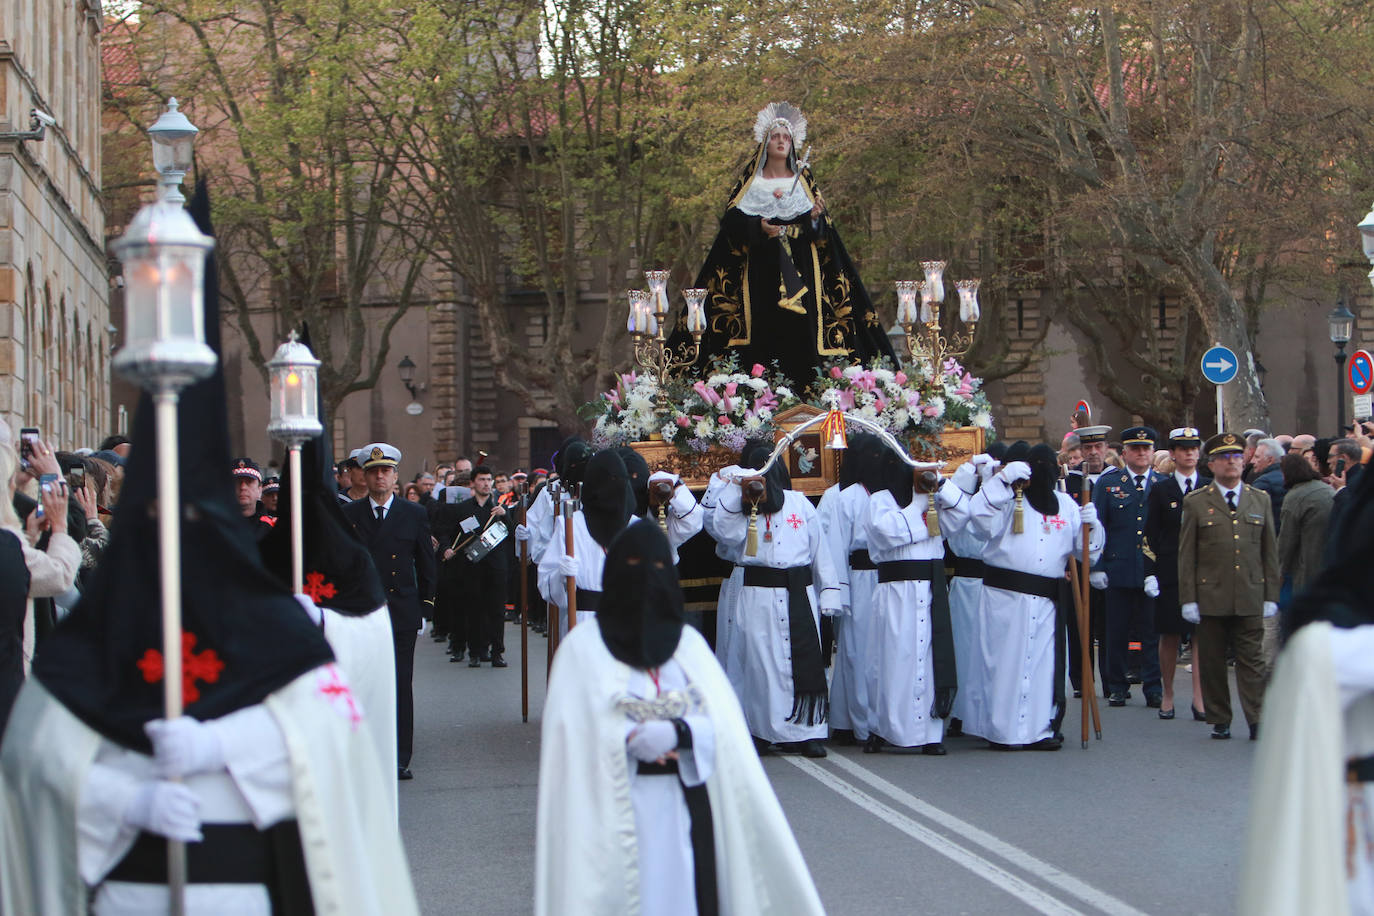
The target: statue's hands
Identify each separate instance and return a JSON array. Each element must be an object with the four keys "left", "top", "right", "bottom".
[
  {"left": 811, "top": 192, "right": 826, "bottom": 220},
  {"left": 761, "top": 219, "right": 785, "bottom": 239}
]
